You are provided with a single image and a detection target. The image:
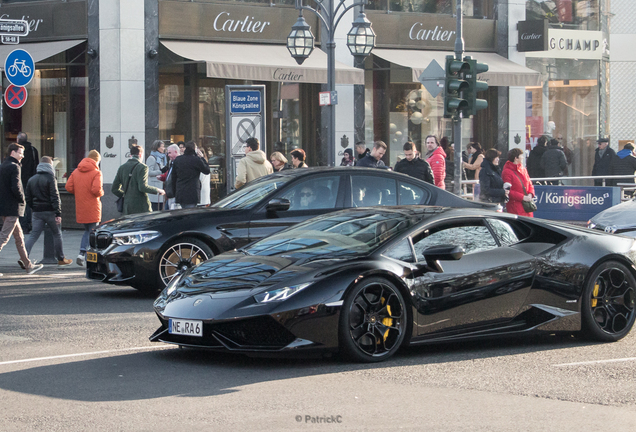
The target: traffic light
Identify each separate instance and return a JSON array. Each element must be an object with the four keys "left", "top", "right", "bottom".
[
  {"left": 444, "top": 55, "right": 470, "bottom": 119},
  {"left": 463, "top": 57, "right": 489, "bottom": 117}
]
